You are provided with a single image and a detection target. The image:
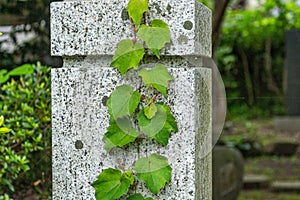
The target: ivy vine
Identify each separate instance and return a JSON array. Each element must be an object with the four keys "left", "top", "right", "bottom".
[{"left": 92, "top": 0, "right": 178, "bottom": 199}]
